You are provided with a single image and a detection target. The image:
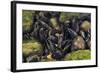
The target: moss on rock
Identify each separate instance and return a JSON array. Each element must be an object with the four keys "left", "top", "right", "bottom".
[
  {"left": 22, "top": 10, "right": 34, "bottom": 32},
  {"left": 22, "top": 40, "right": 43, "bottom": 56},
  {"left": 64, "top": 50, "right": 91, "bottom": 60},
  {"left": 60, "top": 12, "right": 80, "bottom": 22}
]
